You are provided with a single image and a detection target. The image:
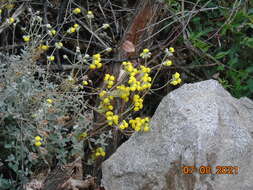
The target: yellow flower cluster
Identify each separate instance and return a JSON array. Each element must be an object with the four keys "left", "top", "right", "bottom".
[
  {"left": 46, "top": 98, "right": 53, "bottom": 104},
  {"left": 140, "top": 65, "right": 151, "bottom": 73},
  {"left": 47, "top": 55, "right": 55, "bottom": 62},
  {"left": 170, "top": 72, "right": 182, "bottom": 85},
  {"left": 34, "top": 136, "right": 42, "bottom": 147},
  {"left": 163, "top": 60, "right": 173, "bottom": 66},
  {"left": 87, "top": 11, "right": 94, "bottom": 19},
  {"left": 163, "top": 47, "right": 175, "bottom": 66},
  {"left": 67, "top": 23, "right": 80, "bottom": 34},
  {"left": 122, "top": 62, "right": 152, "bottom": 92},
  {"left": 48, "top": 29, "right": 56, "bottom": 36},
  {"left": 55, "top": 42, "right": 63, "bottom": 49},
  {"left": 78, "top": 132, "right": 88, "bottom": 140},
  {"left": 73, "top": 8, "right": 81, "bottom": 14},
  {"left": 39, "top": 44, "right": 49, "bottom": 51},
  {"left": 140, "top": 48, "right": 151, "bottom": 59},
  {"left": 99, "top": 90, "right": 107, "bottom": 98},
  {"left": 129, "top": 117, "right": 150, "bottom": 132},
  {"left": 74, "top": 23, "right": 79, "bottom": 29},
  {"left": 128, "top": 75, "right": 139, "bottom": 91},
  {"left": 105, "top": 111, "right": 119, "bottom": 126},
  {"left": 99, "top": 91, "right": 114, "bottom": 111},
  {"left": 122, "top": 61, "right": 137, "bottom": 74},
  {"left": 133, "top": 95, "right": 143, "bottom": 111},
  {"left": 119, "top": 120, "right": 129, "bottom": 130},
  {"left": 104, "top": 74, "right": 115, "bottom": 88},
  {"left": 95, "top": 147, "right": 106, "bottom": 157},
  {"left": 116, "top": 85, "right": 130, "bottom": 102},
  {"left": 82, "top": 80, "right": 88, "bottom": 86},
  {"left": 89, "top": 54, "right": 103, "bottom": 69},
  {"left": 139, "top": 66, "right": 152, "bottom": 89},
  {"left": 8, "top": 17, "right": 15, "bottom": 24},
  {"left": 169, "top": 47, "right": 175, "bottom": 53},
  {"left": 23, "top": 35, "right": 30, "bottom": 42}
]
